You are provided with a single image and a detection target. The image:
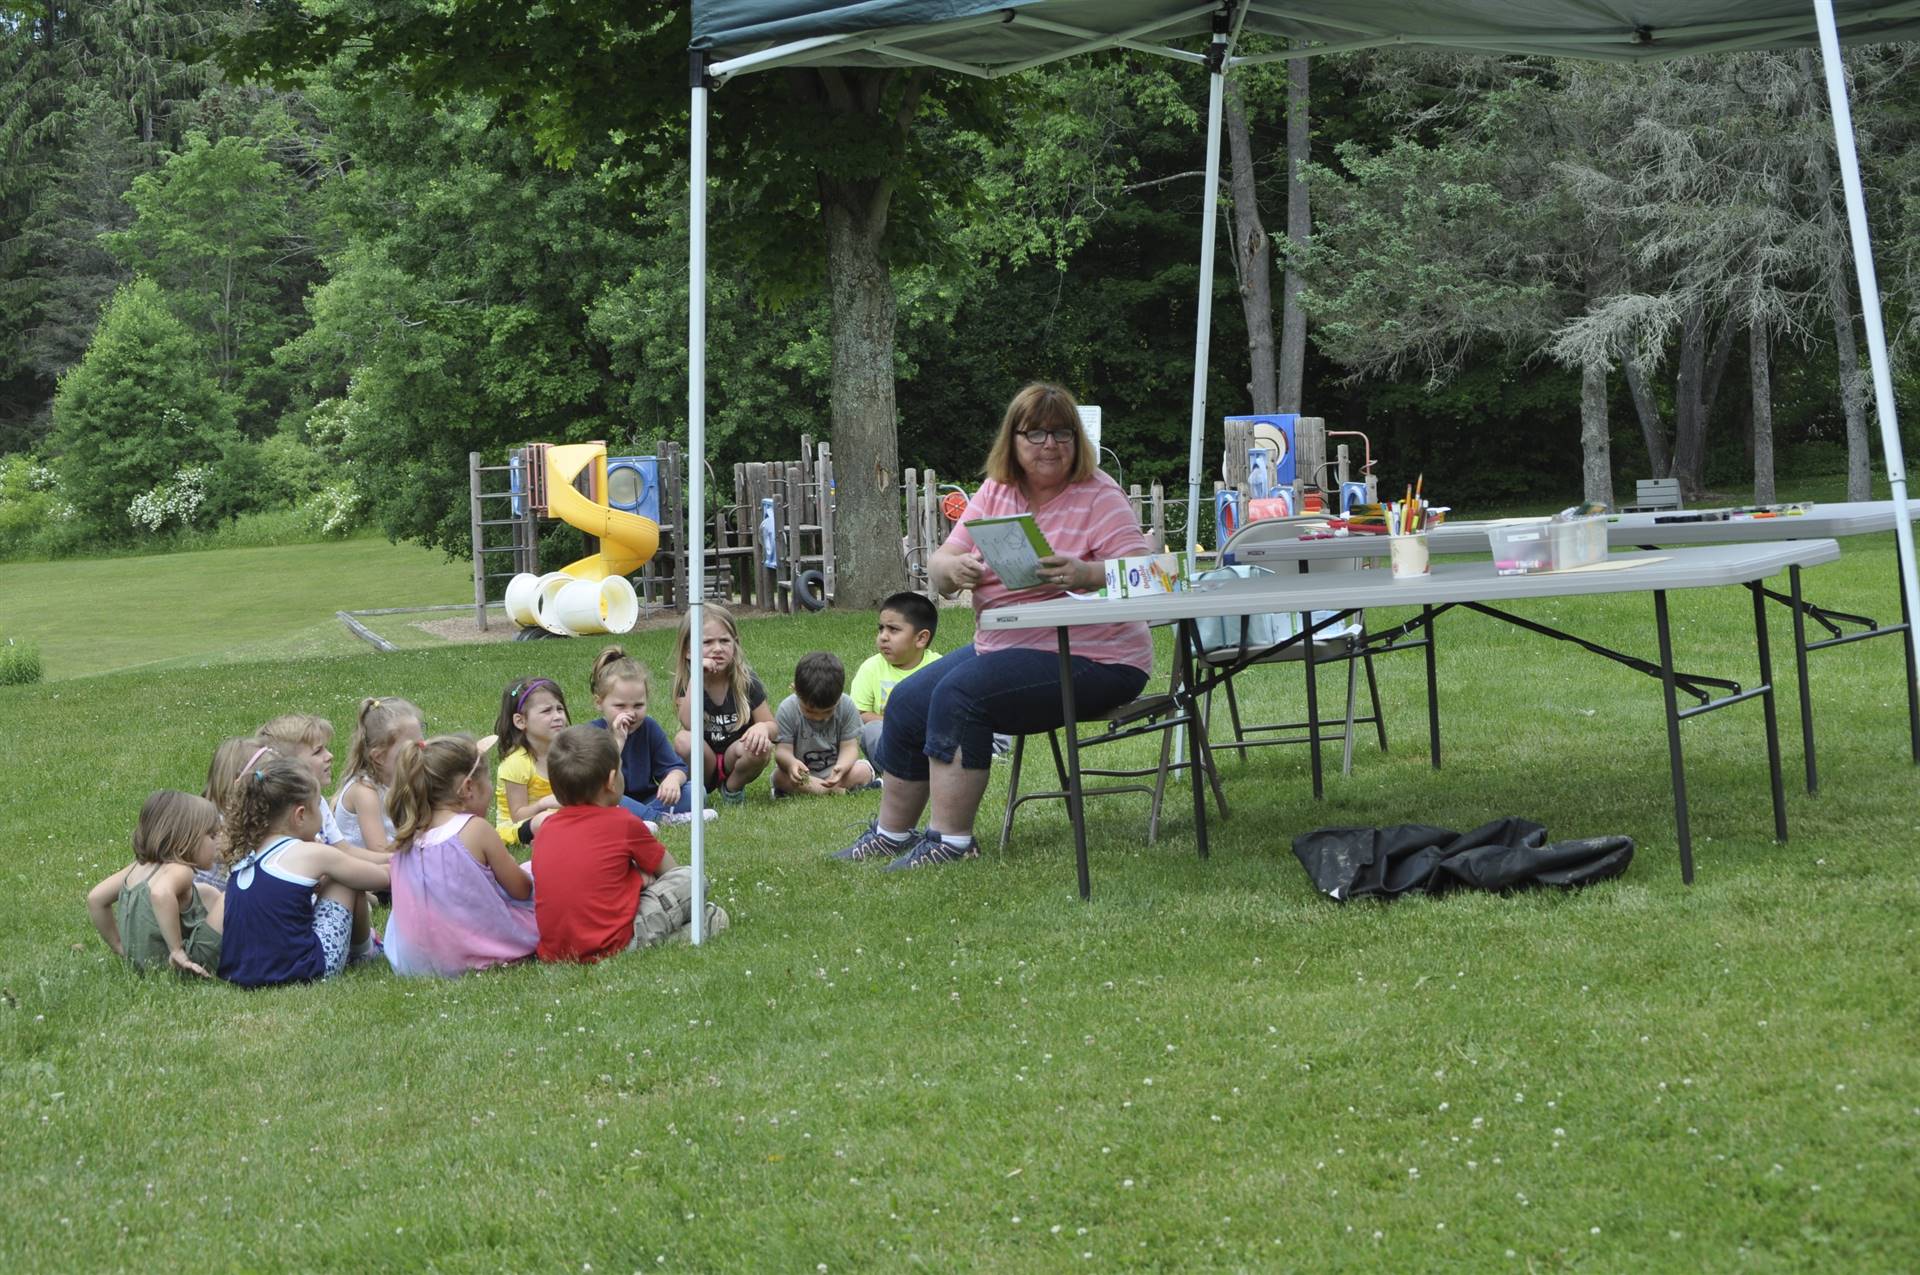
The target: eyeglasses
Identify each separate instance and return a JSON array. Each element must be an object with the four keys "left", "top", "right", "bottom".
[{"left": 1018, "top": 428, "right": 1077, "bottom": 447}]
